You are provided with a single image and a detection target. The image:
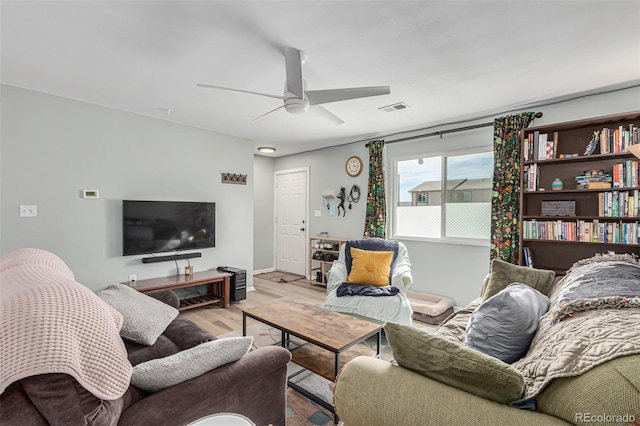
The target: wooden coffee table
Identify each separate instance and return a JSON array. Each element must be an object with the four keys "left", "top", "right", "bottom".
[{"left": 242, "top": 299, "right": 382, "bottom": 422}]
